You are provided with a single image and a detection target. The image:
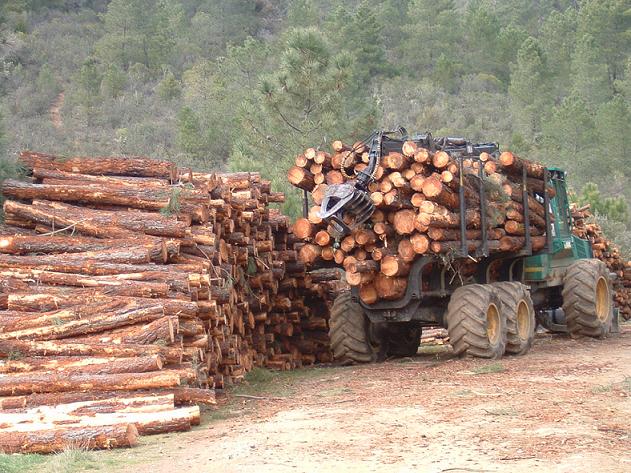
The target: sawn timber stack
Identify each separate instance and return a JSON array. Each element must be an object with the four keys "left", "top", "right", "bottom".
[{"left": 0, "top": 151, "right": 336, "bottom": 453}]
